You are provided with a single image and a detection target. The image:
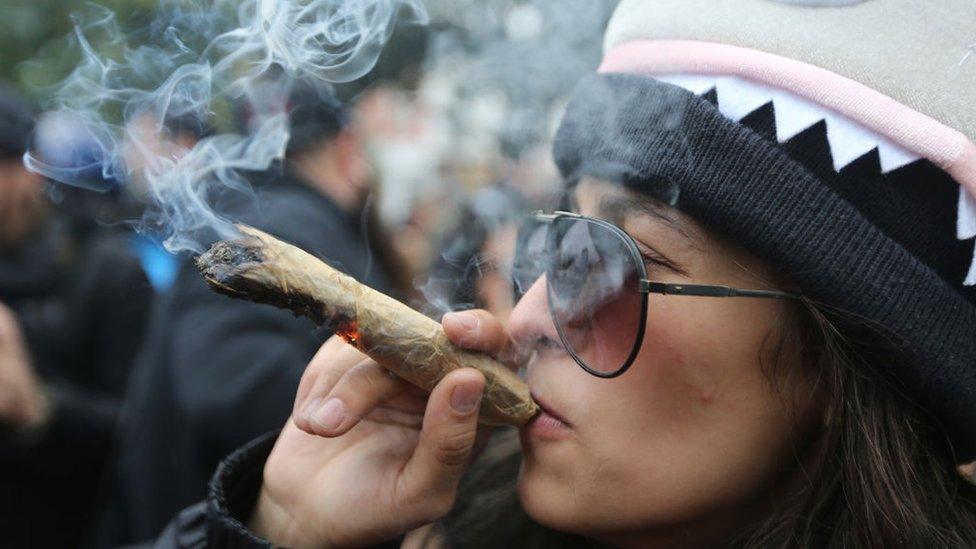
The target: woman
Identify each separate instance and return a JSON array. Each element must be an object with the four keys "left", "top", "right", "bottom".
[{"left": 157, "top": 1, "right": 976, "bottom": 547}]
